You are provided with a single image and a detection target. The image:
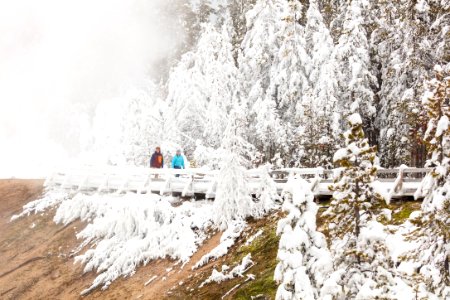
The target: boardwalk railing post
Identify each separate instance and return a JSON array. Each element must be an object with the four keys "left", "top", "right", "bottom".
[
  {"left": 206, "top": 174, "right": 217, "bottom": 199},
  {"left": 97, "top": 173, "right": 109, "bottom": 194},
  {"left": 77, "top": 175, "right": 89, "bottom": 192},
  {"left": 182, "top": 175, "right": 194, "bottom": 197},
  {"left": 394, "top": 168, "right": 405, "bottom": 194},
  {"left": 310, "top": 167, "right": 323, "bottom": 195},
  {"left": 116, "top": 177, "right": 129, "bottom": 195},
  {"left": 160, "top": 169, "right": 172, "bottom": 196}
]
